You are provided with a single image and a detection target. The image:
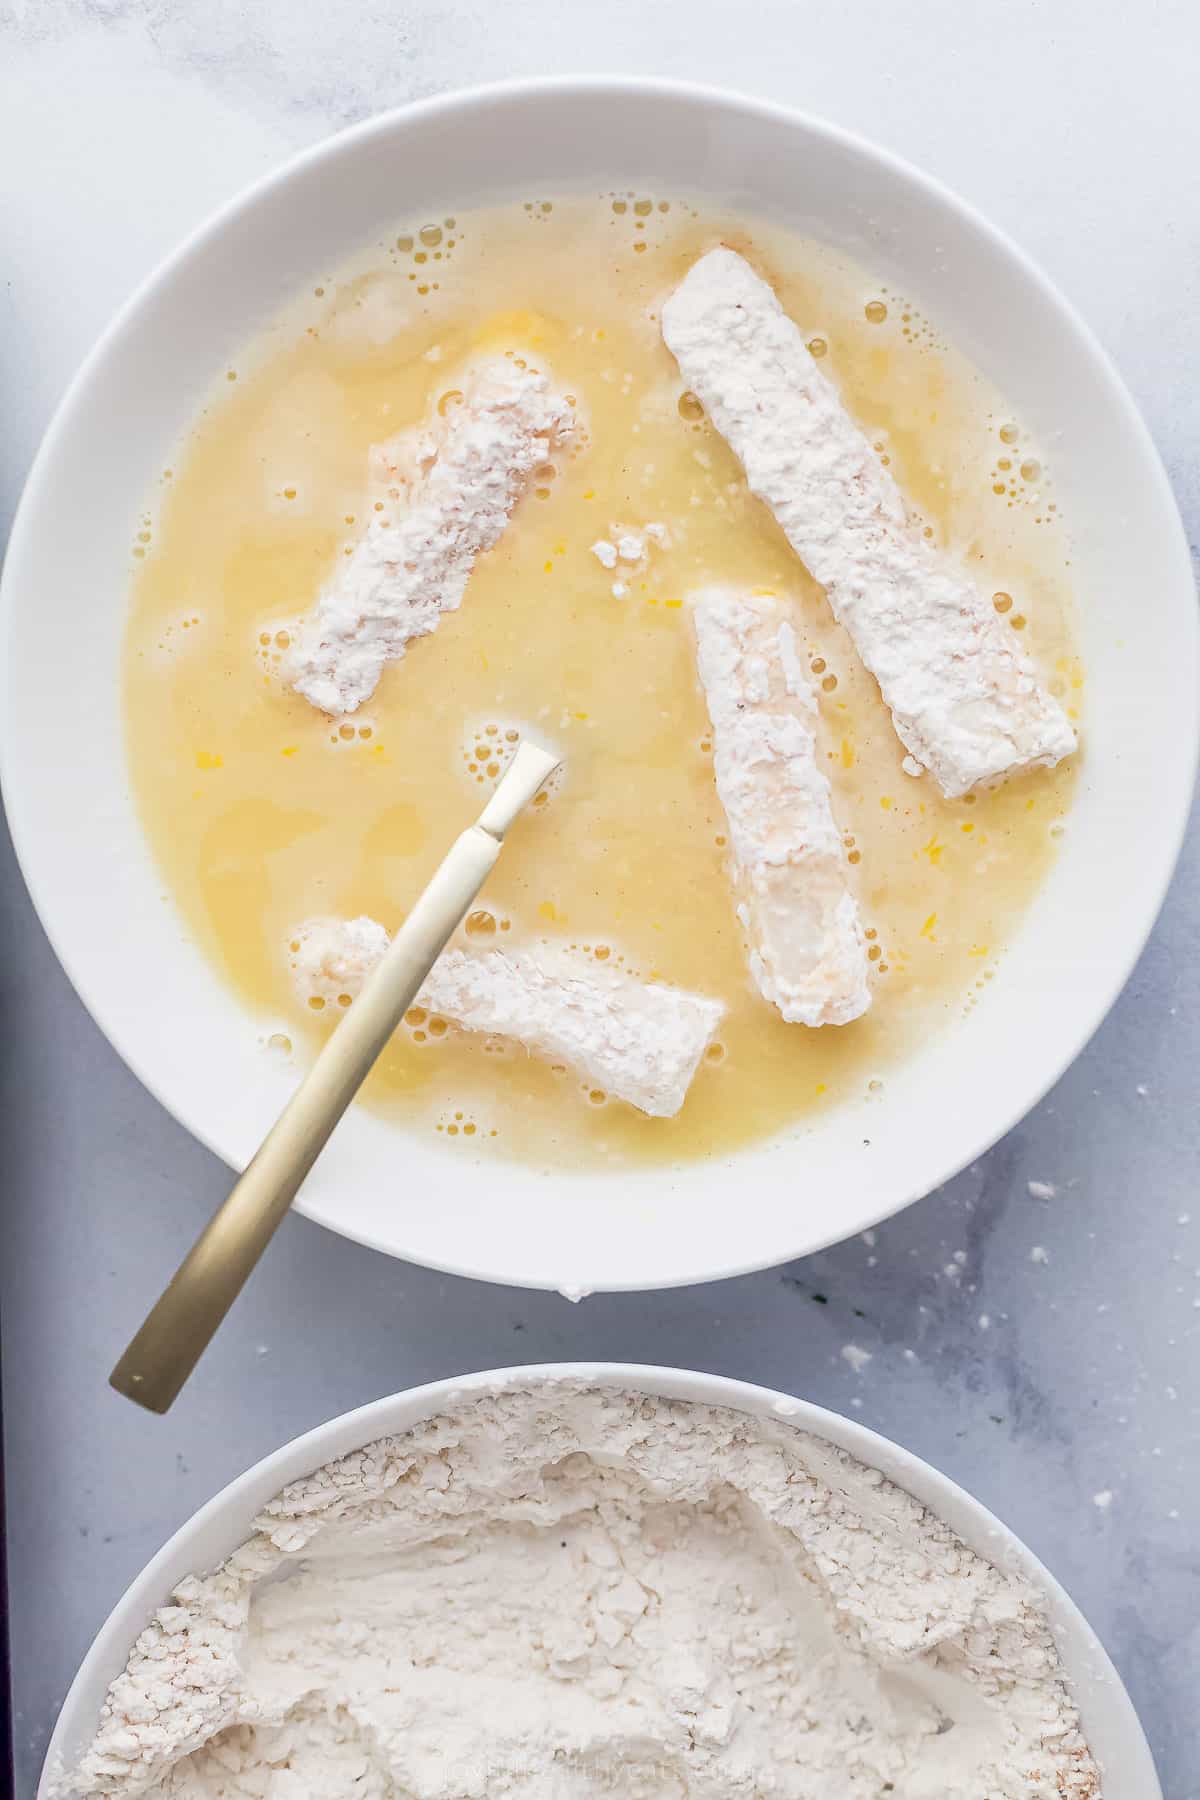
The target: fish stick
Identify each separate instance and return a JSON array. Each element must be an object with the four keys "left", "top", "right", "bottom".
[
  {"left": 286, "top": 357, "right": 575, "bottom": 715},
  {"left": 288, "top": 921, "right": 724, "bottom": 1118},
  {"left": 691, "top": 588, "right": 870, "bottom": 1027},
  {"left": 662, "top": 250, "right": 1076, "bottom": 797}
]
